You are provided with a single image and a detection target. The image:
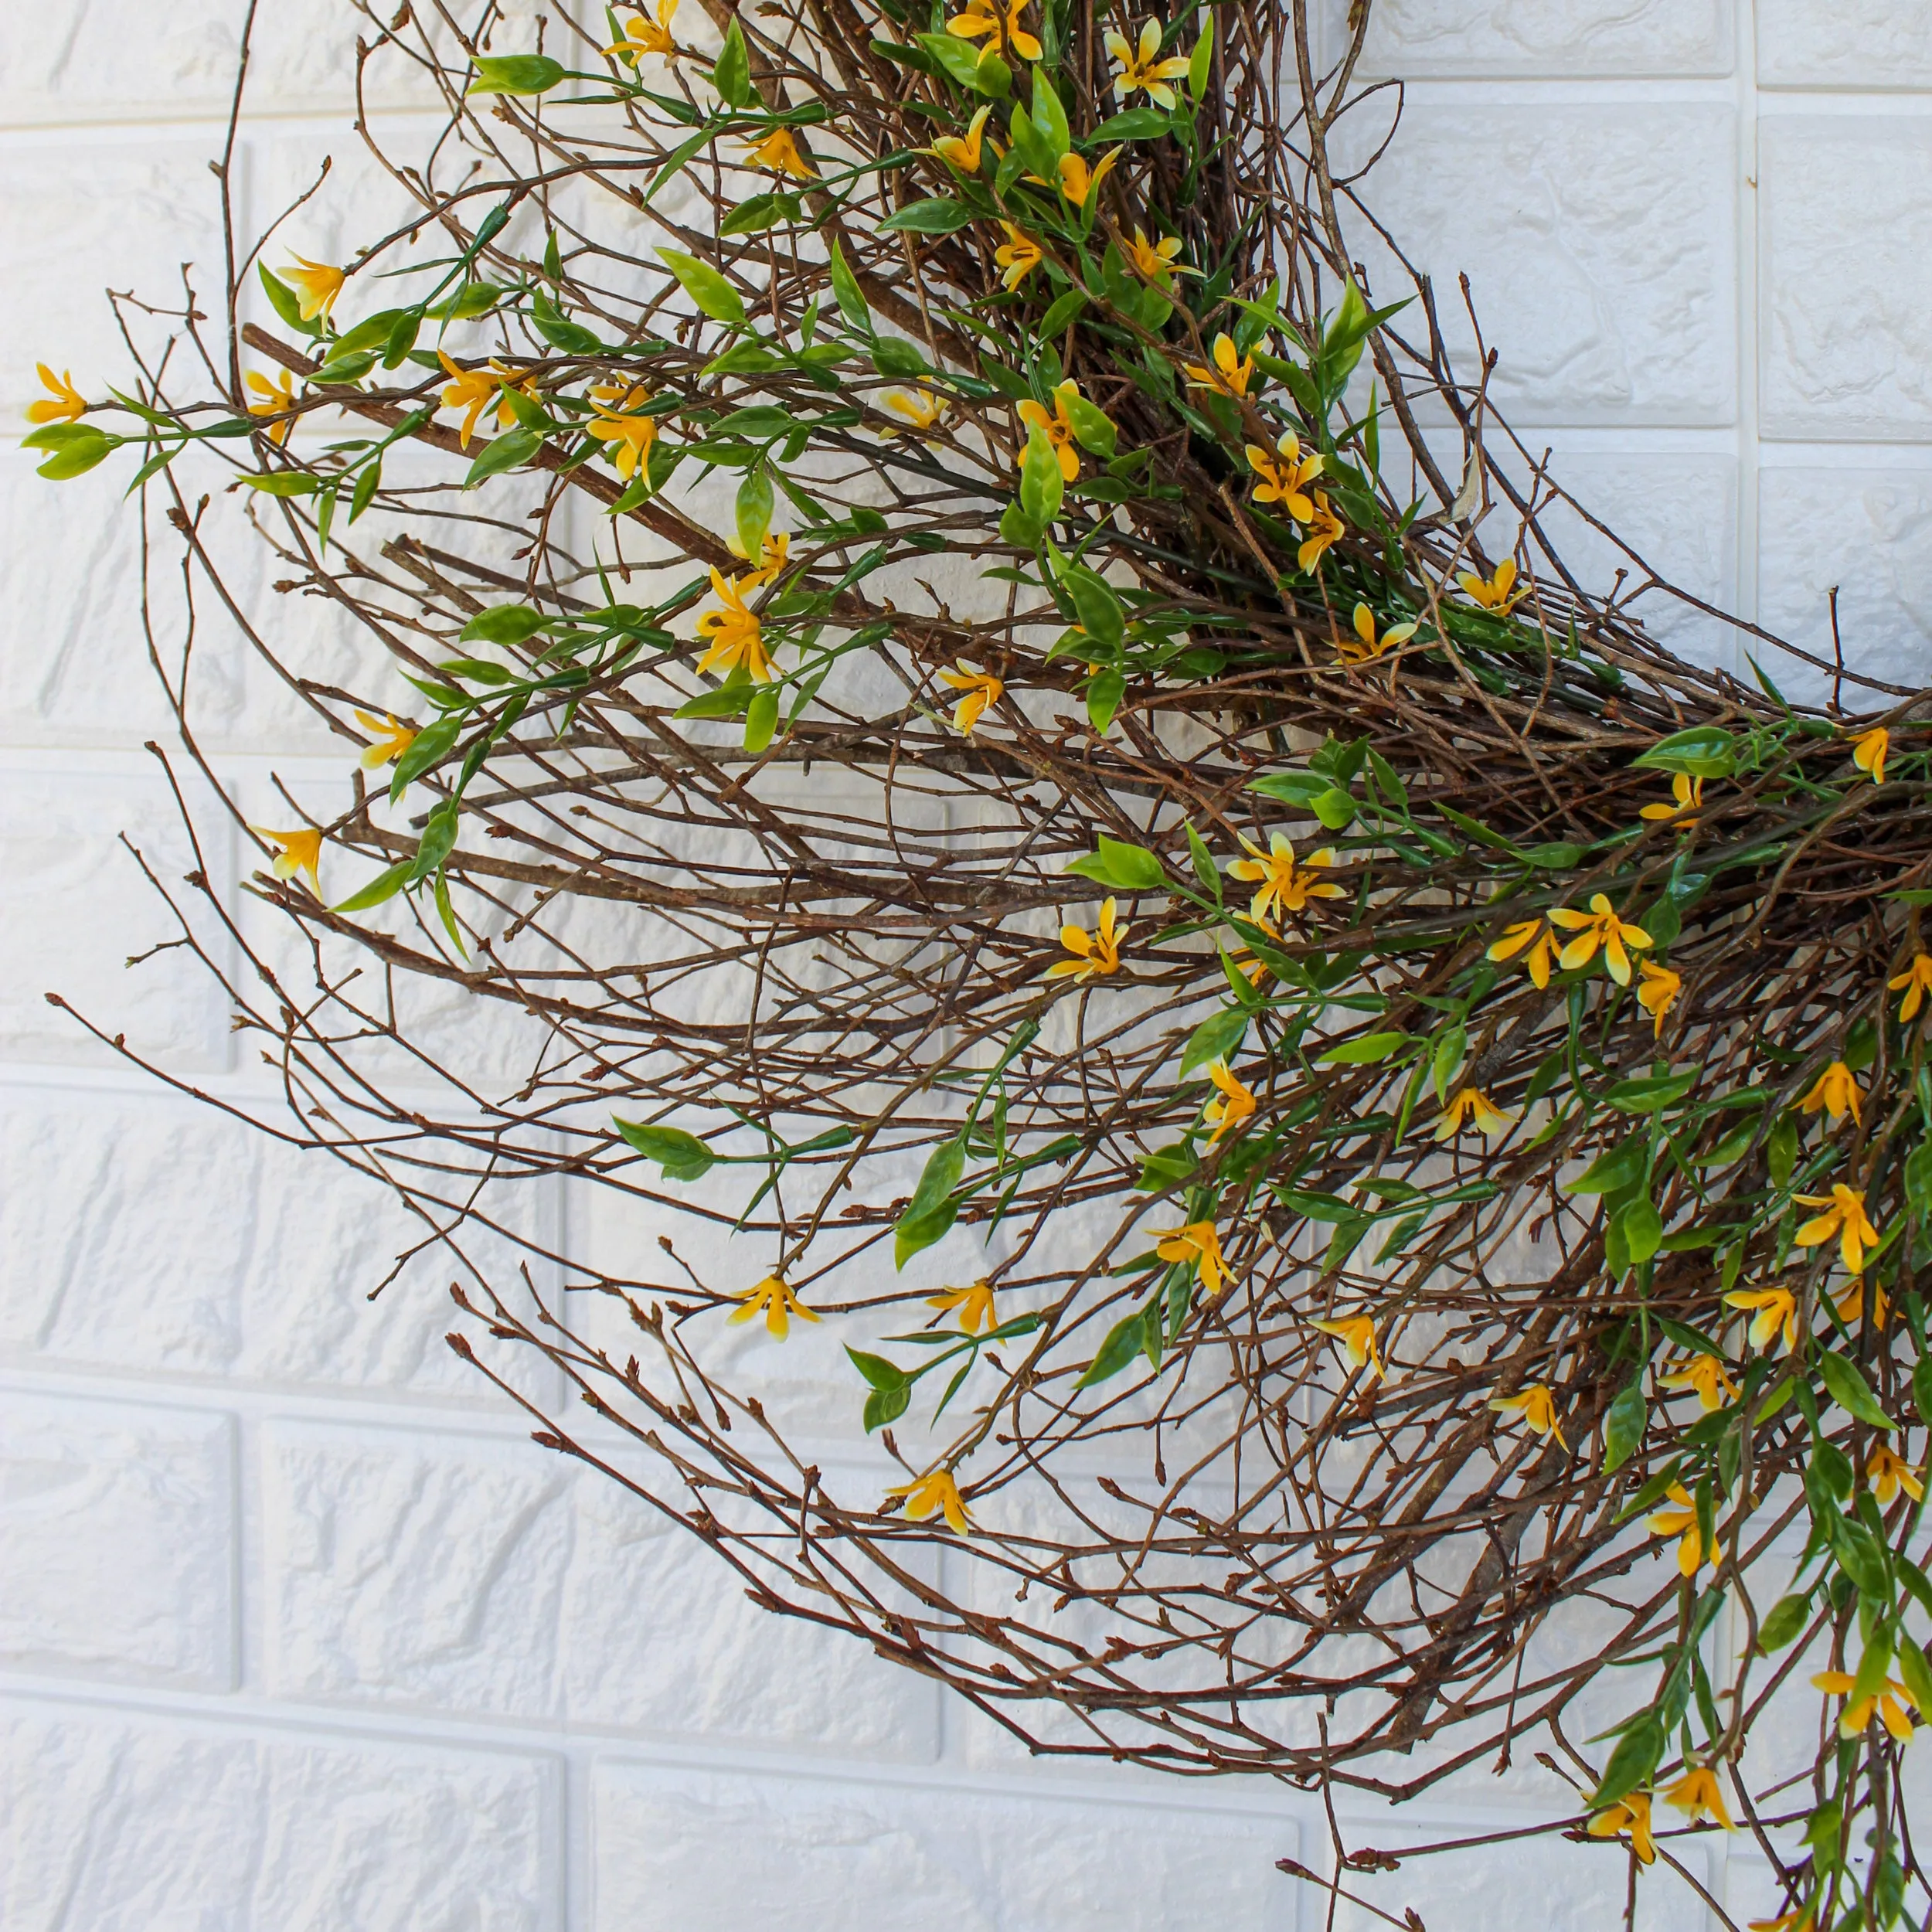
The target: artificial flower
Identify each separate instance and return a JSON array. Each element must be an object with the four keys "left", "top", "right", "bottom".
[
  {"left": 1663, "top": 1766, "right": 1733, "bottom": 1831},
  {"left": 1659, "top": 1353, "right": 1737, "bottom": 1413},
  {"left": 1794, "top": 1183, "right": 1880, "bottom": 1275},
  {"left": 1182, "top": 332, "right": 1253, "bottom": 399},
  {"left": 1747, "top": 1911, "right": 1815, "bottom": 1932},
  {"left": 744, "top": 127, "right": 816, "bottom": 179},
  {"left": 1311, "top": 1312, "right": 1381, "bottom": 1380},
  {"left": 1832, "top": 1275, "right": 1888, "bottom": 1332},
  {"left": 1053, "top": 148, "right": 1120, "bottom": 207},
  {"left": 604, "top": 0, "right": 681, "bottom": 62},
  {"left": 1487, "top": 918, "right": 1556, "bottom": 990},
  {"left": 1587, "top": 1791, "right": 1655, "bottom": 1866},
  {"left": 1202, "top": 1060, "right": 1255, "bottom": 1143},
  {"left": 928, "top": 1280, "right": 997, "bottom": 1334},
  {"left": 887, "top": 1466, "right": 975, "bottom": 1532},
  {"left": 1850, "top": 726, "right": 1889, "bottom": 787},
  {"left": 1016, "top": 379, "right": 1085, "bottom": 481},
  {"left": 1227, "top": 831, "right": 1343, "bottom": 923},
  {"left": 283, "top": 255, "right": 345, "bottom": 321},
  {"left": 437, "top": 353, "right": 537, "bottom": 448},
  {"left": 1635, "top": 960, "right": 1682, "bottom": 1037},
  {"left": 1297, "top": 493, "right": 1343, "bottom": 572},
  {"left": 946, "top": 0, "right": 1041, "bottom": 63},
  {"left": 1488, "top": 1383, "right": 1566, "bottom": 1450},
  {"left": 1123, "top": 226, "right": 1192, "bottom": 284},
  {"left": 1868, "top": 1443, "right": 1924, "bottom": 1505},
  {"left": 993, "top": 222, "right": 1044, "bottom": 291},
  {"left": 1812, "top": 1668, "right": 1917, "bottom": 1743},
  {"left": 1434, "top": 1086, "right": 1512, "bottom": 1141},
  {"left": 886, "top": 386, "right": 945, "bottom": 438},
  {"left": 1724, "top": 1285, "right": 1798, "bottom": 1355},
  {"left": 1152, "top": 1218, "right": 1233, "bottom": 1295},
  {"left": 693, "top": 566, "right": 773, "bottom": 681},
  {"left": 930, "top": 104, "right": 993, "bottom": 173},
  {"left": 1245, "top": 431, "right": 1323, "bottom": 521},
  {"left": 587, "top": 379, "right": 660, "bottom": 478},
  {"left": 1647, "top": 1482, "right": 1719, "bottom": 1578},
  {"left": 1547, "top": 893, "right": 1652, "bottom": 986},
  {"left": 734, "top": 530, "right": 791, "bottom": 587},
  {"left": 1639, "top": 772, "right": 1704, "bottom": 825},
  {"left": 729, "top": 1274, "right": 819, "bottom": 1339},
  {"left": 1104, "top": 17, "right": 1190, "bottom": 107},
  {"left": 1799, "top": 1060, "right": 1862, "bottom": 1127},
  {"left": 1337, "top": 601, "right": 1418, "bottom": 666},
  {"left": 244, "top": 368, "right": 297, "bottom": 446},
  {"left": 1890, "top": 951, "right": 1932, "bottom": 1022},
  {"left": 940, "top": 662, "right": 1003, "bottom": 736},
  {"left": 27, "top": 364, "right": 86, "bottom": 424},
  {"left": 1047, "top": 896, "right": 1126, "bottom": 981},
  {"left": 1456, "top": 556, "right": 1526, "bottom": 613},
  {"left": 353, "top": 709, "right": 417, "bottom": 769},
  {"left": 250, "top": 825, "right": 323, "bottom": 896}
]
